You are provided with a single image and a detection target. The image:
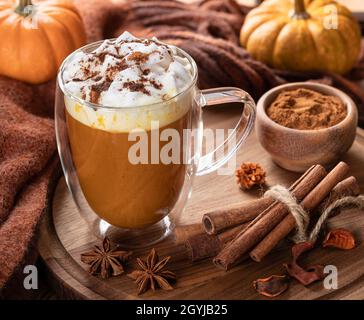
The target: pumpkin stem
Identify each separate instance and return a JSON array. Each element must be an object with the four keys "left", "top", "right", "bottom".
[
  {"left": 292, "top": 0, "right": 310, "bottom": 19},
  {"left": 15, "top": 0, "right": 34, "bottom": 16}
]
